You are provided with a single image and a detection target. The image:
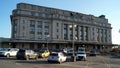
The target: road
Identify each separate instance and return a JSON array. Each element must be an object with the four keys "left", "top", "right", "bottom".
[{"left": 0, "top": 56, "right": 119, "bottom": 68}]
